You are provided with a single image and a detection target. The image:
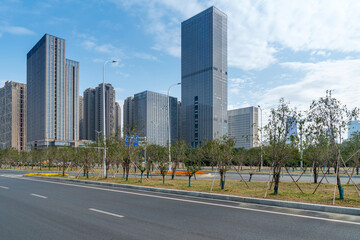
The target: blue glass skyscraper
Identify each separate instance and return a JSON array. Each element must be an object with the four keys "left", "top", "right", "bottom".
[
  {"left": 181, "top": 6, "right": 228, "bottom": 147},
  {"left": 27, "top": 34, "right": 79, "bottom": 147}
]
